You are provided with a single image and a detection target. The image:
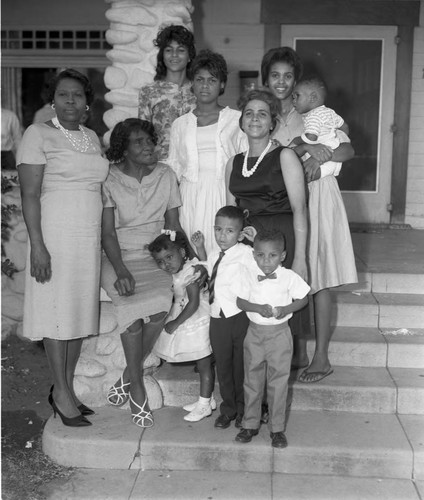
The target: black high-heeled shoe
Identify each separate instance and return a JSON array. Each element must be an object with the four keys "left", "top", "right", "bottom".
[
  {"left": 48, "top": 393, "right": 92, "bottom": 427},
  {"left": 50, "top": 385, "right": 95, "bottom": 416},
  {"left": 77, "top": 403, "right": 95, "bottom": 416}
]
